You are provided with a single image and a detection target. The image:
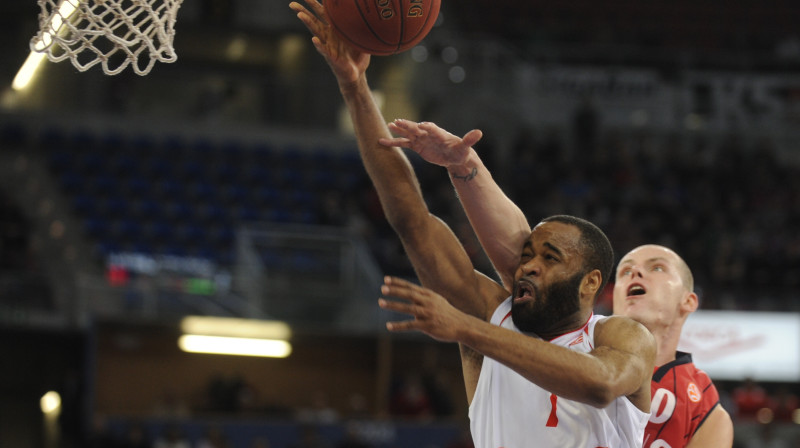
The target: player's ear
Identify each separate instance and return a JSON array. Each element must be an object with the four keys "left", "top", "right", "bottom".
[
  {"left": 681, "top": 291, "right": 699, "bottom": 315},
  {"left": 581, "top": 269, "right": 603, "bottom": 301}
]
